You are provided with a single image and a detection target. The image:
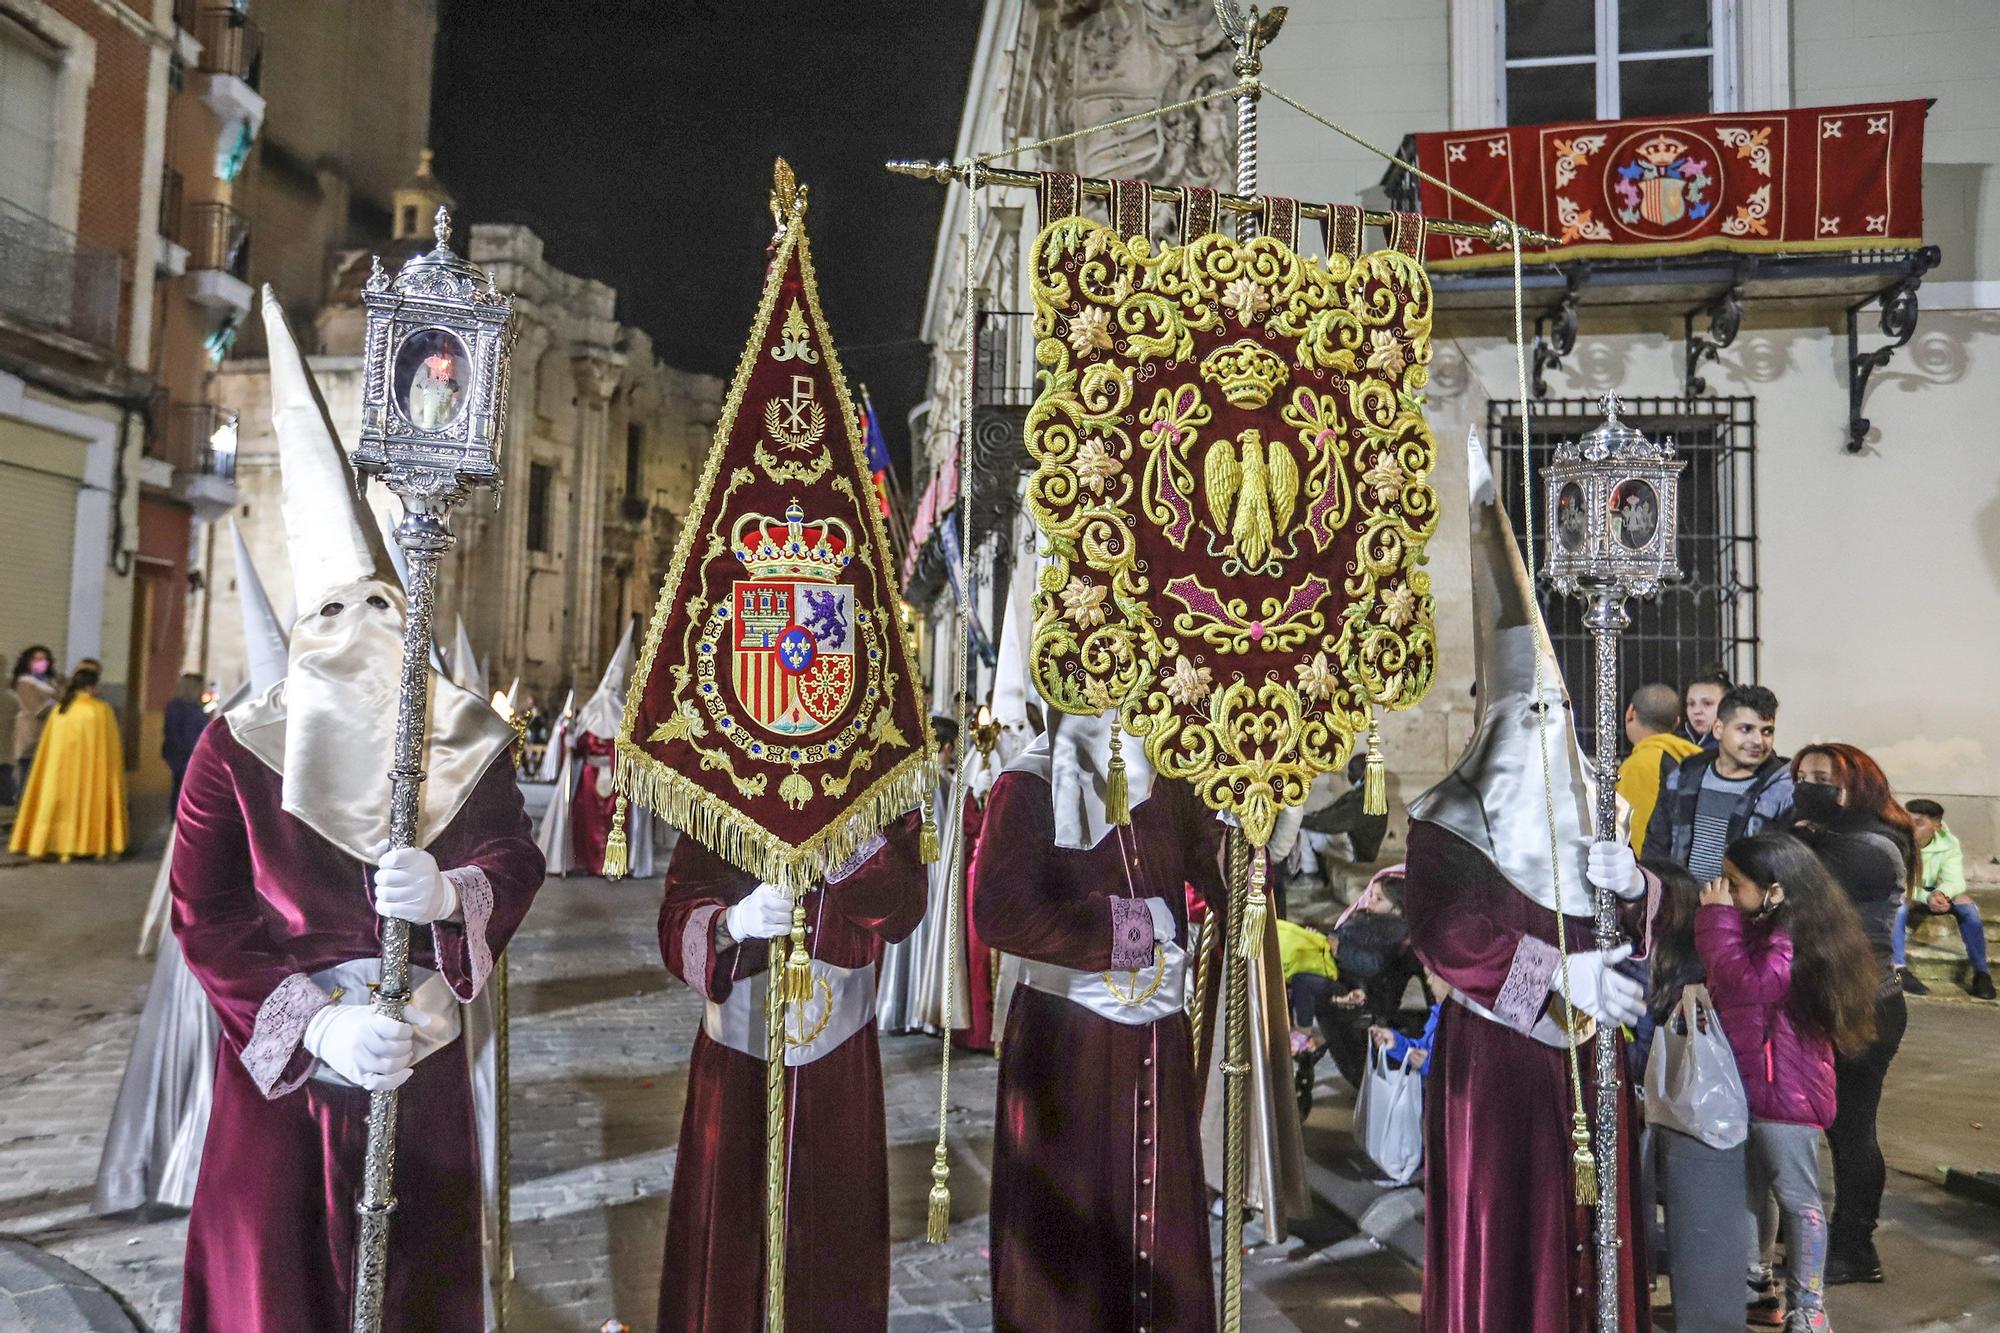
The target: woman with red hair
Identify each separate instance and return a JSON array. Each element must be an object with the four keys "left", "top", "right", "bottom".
[{"left": 1786, "top": 742, "right": 1914, "bottom": 1289}]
